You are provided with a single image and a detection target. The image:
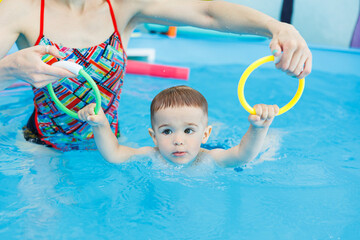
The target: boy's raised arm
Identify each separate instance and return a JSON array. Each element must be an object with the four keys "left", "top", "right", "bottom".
[
  {"left": 209, "top": 104, "right": 279, "bottom": 168},
  {"left": 78, "top": 103, "right": 153, "bottom": 164}
]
